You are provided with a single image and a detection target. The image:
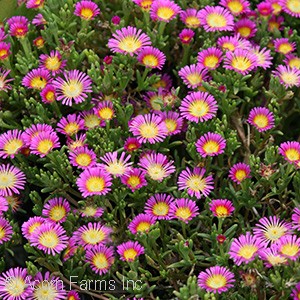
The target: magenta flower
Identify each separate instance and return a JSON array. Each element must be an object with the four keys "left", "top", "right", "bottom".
[
  {"left": 228, "top": 162, "right": 251, "bottom": 184},
  {"left": 197, "top": 47, "right": 223, "bottom": 70},
  {"left": 258, "top": 245, "right": 287, "bottom": 268},
  {"left": 52, "top": 70, "right": 93, "bottom": 106},
  {"left": 274, "top": 235, "right": 300, "bottom": 261},
  {"left": 284, "top": 53, "right": 300, "bottom": 69},
  {"left": 57, "top": 113, "right": 85, "bottom": 136},
  {"left": 81, "top": 109, "right": 103, "bottom": 129},
  {"left": 247, "top": 107, "right": 275, "bottom": 132},
  {"left": 169, "top": 198, "right": 199, "bottom": 223},
  {"left": 79, "top": 205, "right": 104, "bottom": 218},
  {"left": 108, "top": 26, "right": 151, "bottom": 56},
  {"left": 278, "top": 141, "right": 300, "bottom": 164},
  {"left": 149, "top": 0, "right": 182, "bottom": 23},
  {"left": 280, "top": 0, "right": 300, "bottom": 17},
  {"left": 26, "top": 0, "right": 44, "bottom": 9},
  {"left": 29, "top": 131, "right": 60, "bottom": 157},
  {"left": 198, "top": 266, "right": 235, "bottom": 294},
  {"left": 272, "top": 65, "right": 300, "bottom": 88},
  {"left": 196, "top": 132, "right": 226, "bottom": 157},
  {"left": 158, "top": 111, "right": 184, "bottom": 136},
  {"left": 117, "top": 241, "right": 145, "bottom": 262},
  {"left": 274, "top": 37, "right": 296, "bottom": 55},
  {"left": 0, "top": 217, "right": 13, "bottom": 245},
  {"left": 128, "top": 213, "right": 156, "bottom": 234},
  {"left": 42, "top": 197, "right": 71, "bottom": 223},
  {"left": 22, "top": 68, "right": 51, "bottom": 90},
  {"left": 178, "top": 167, "right": 214, "bottom": 199},
  {"left": 178, "top": 64, "right": 209, "bottom": 89},
  {"left": 180, "top": 8, "right": 202, "bottom": 28},
  {"left": 178, "top": 28, "right": 195, "bottom": 44},
  {"left": 291, "top": 282, "right": 300, "bottom": 300},
  {"left": 23, "top": 123, "right": 54, "bottom": 145},
  {"left": 21, "top": 216, "right": 45, "bottom": 240},
  {"left": 40, "top": 84, "right": 57, "bottom": 104},
  {"left": 217, "top": 35, "right": 250, "bottom": 52},
  {"left": 94, "top": 100, "right": 115, "bottom": 120},
  {"left": 209, "top": 199, "right": 235, "bottom": 217},
  {"left": 124, "top": 137, "right": 141, "bottom": 152},
  {"left": 234, "top": 18, "right": 257, "bottom": 39},
  {"left": 291, "top": 207, "right": 300, "bottom": 230},
  {"left": 76, "top": 167, "right": 112, "bottom": 197},
  {"left": 69, "top": 147, "right": 97, "bottom": 169},
  {"left": 249, "top": 46, "right": 273, "bottom": 70},
  {"left": 137, "top": 46, "right": 166, "bottom": 70},
  {"left": 0, "top": 130, "right": 25, "bottom": 159},
  {"left": 179, "top": 91, "right": 218, "bottom": 123},
  {"left": 121, "top": 168, "right": 147, "bottom": 191},
  {"left": 0, "top": 196, "right": 8, "bottom": 215},
  {"left": 144, "top": 193, "right": 174, "bottom": 220},
  {"left": 74, "top": 0, "right": 100, "bottom": 20},
  {"left": 219, "top": 0, "right": 250, "bottom": 15},
  {"left": 0, "top": 68, "right": 14, "bottom": 92},
  {"left": 39, "top": 50, "right": 66, "bottom": 75},
  {"left": 7, "top": 16, "right": 29, "bottom": 38}
]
